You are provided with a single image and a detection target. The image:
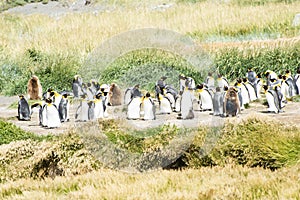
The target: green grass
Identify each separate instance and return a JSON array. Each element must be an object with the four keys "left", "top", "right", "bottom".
[{"left": 0, "top": 120, "right": 52, "bottom": 145}]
